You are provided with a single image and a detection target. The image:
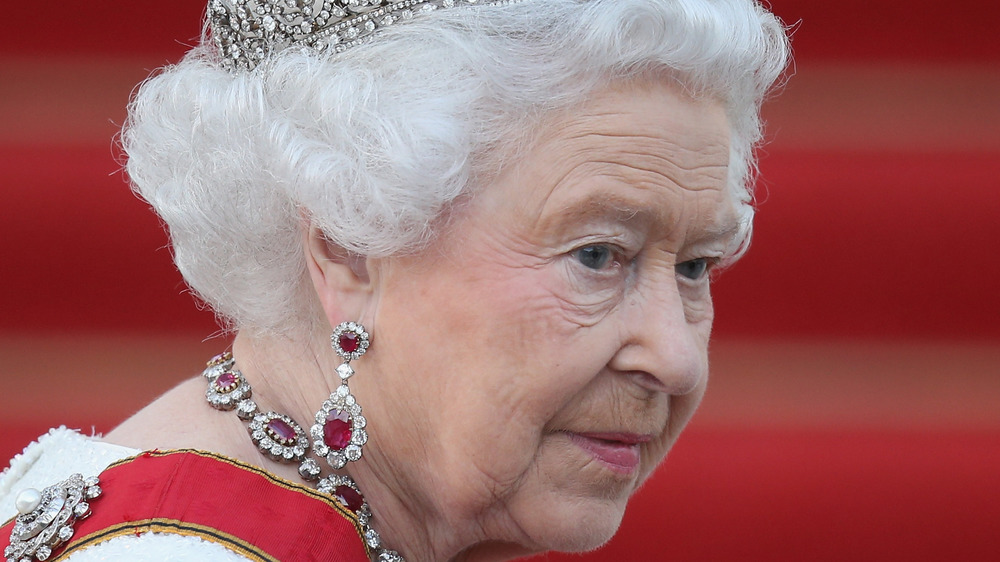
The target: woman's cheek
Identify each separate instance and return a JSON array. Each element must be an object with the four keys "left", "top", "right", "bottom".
[
  {"left": 680, "top": 282, "right": 715, "bottom": 326},
  {"left": 549, "top": 259, "right": 627, "bottom": 328}
]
